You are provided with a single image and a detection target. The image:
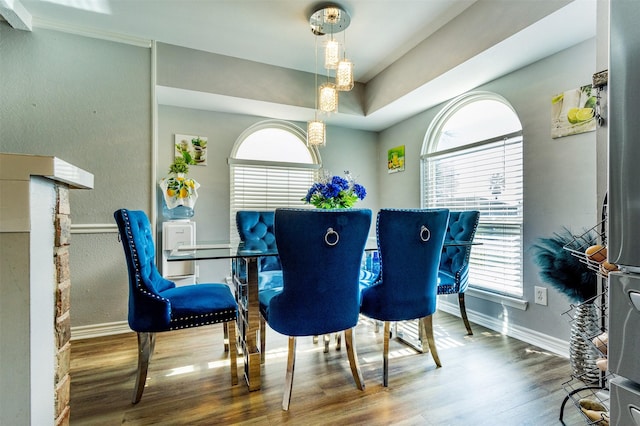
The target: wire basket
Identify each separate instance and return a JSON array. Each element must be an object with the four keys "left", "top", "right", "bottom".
[{"left": 562, "top": 219, "right": 615, "bottom": 278}]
